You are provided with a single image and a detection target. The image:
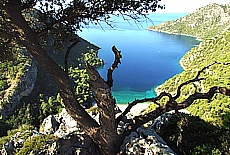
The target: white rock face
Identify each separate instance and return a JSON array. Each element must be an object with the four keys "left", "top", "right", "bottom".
[
  {"left": 120, "top": 126, "right": 176, "bottom": 155},
  {"left": 39, "top": 108, "right": 81, "bottom": 138}
]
